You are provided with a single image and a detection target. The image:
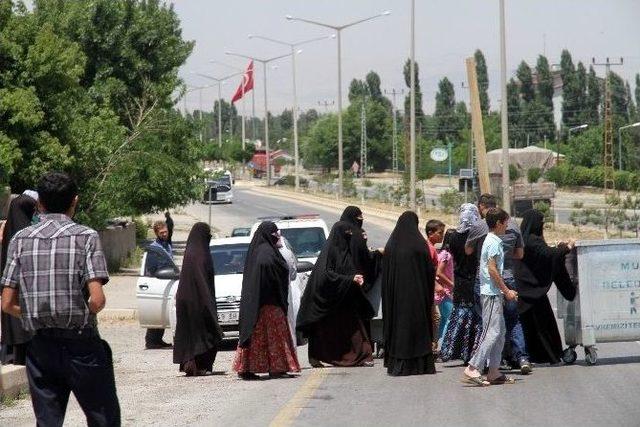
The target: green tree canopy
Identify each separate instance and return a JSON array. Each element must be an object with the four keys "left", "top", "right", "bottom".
[
  {"left": 474, "top": 49, "right": 490, "bottom": 114},
  {"left": 0, "top": 0, "right": 200, "bottom": 227}
]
